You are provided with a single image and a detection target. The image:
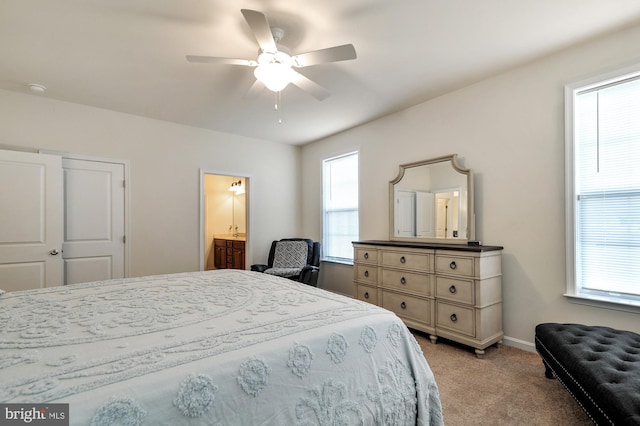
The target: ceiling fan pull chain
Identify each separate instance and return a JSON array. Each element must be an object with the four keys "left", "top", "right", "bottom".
[{"left": 275, "top": 91, "right": 283, "bottom": 124}]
